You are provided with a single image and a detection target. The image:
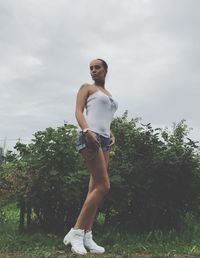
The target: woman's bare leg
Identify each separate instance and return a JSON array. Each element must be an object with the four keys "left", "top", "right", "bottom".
[
  {"left": 83, "top": 150, "right": 110, "bottom": 230},
  {"left": 74, "top": 148, "right": 110, "bottom": 230},
  {"left": 103, "top": 150, "right": 110, "bottom": 170}
]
